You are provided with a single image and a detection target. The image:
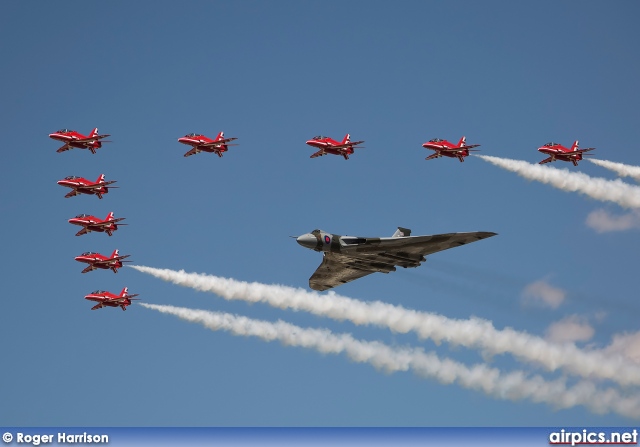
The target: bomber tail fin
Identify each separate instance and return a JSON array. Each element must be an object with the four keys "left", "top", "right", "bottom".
[{"left": 392, "top": 227, "right": 412, "bottom": 238}]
